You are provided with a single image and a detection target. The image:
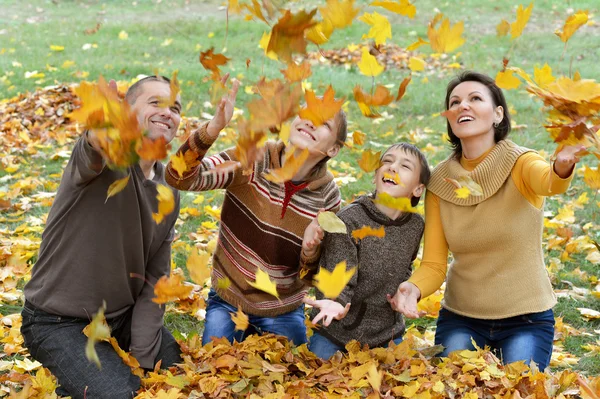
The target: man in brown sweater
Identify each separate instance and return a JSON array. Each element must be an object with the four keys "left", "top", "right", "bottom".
[{"left": 21, "top": 76, "right": 182, "bottom": 399}]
